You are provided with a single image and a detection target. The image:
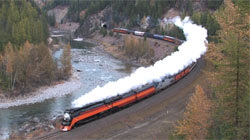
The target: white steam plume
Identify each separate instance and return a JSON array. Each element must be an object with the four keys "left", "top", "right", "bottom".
[{"left": 72, "top": 16, "right": 207, "bottom": 108}]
